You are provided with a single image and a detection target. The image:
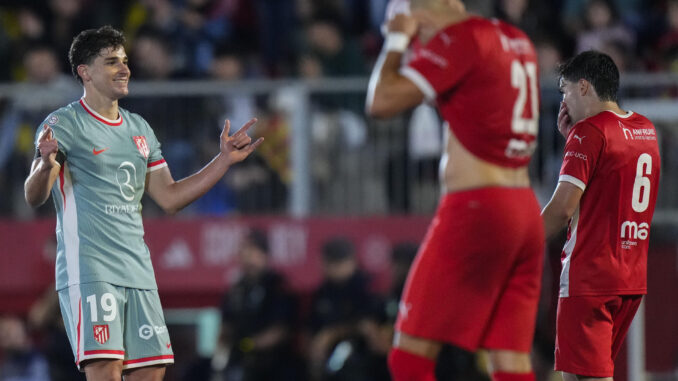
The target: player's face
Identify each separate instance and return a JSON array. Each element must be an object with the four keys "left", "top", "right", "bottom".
[
  {"left": 83, "top": 46, "right": 130, "bottom": 100},
  {"left": 559, "top": 77, "right": 585, "bottom": 123}
]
